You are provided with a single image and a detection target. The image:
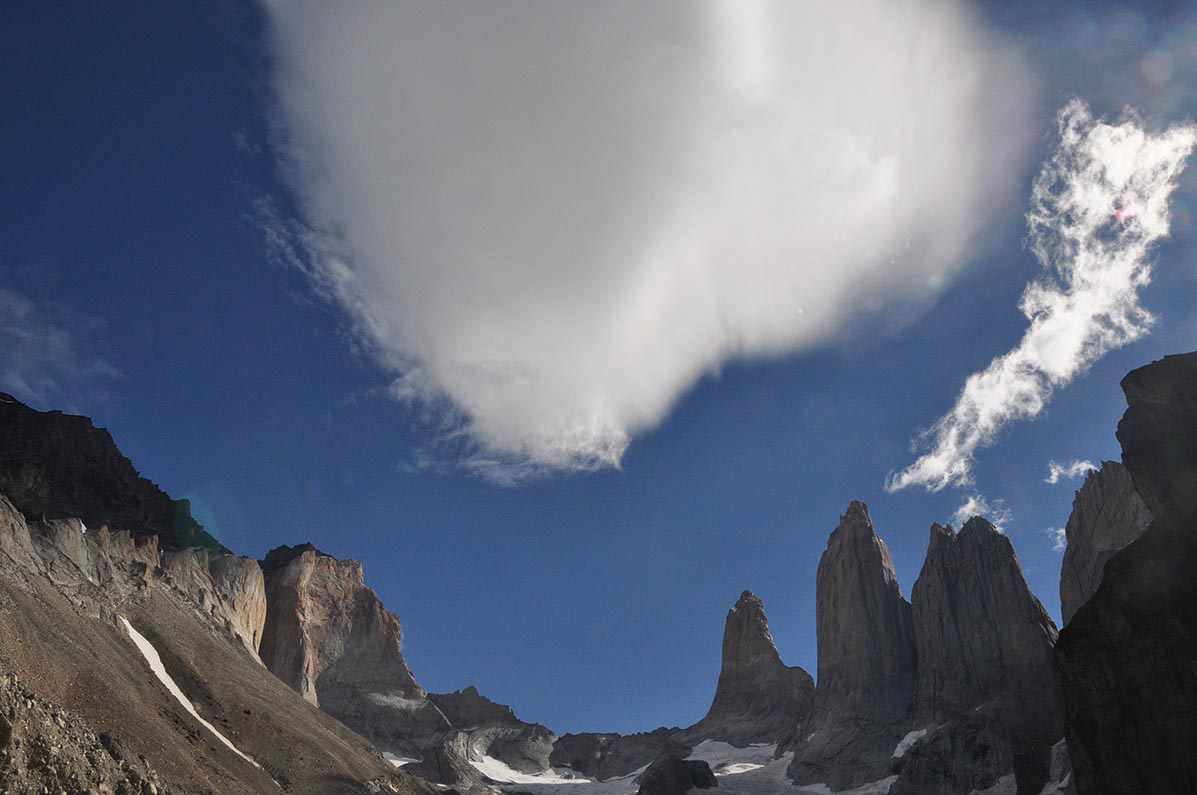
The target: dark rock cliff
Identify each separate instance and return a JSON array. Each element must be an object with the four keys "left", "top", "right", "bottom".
[
  {"left": 1059, "top": 461, "right": 1151, "bottom": 626},
  {"left": 1057, "top": 351, "right": 1197, "bottom": 794},
  {"left": 893, "top": 518, "right": 1063, "bottom": 795}
]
